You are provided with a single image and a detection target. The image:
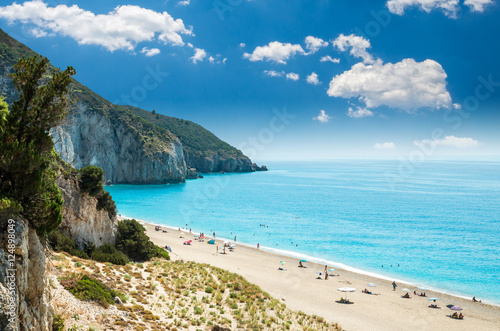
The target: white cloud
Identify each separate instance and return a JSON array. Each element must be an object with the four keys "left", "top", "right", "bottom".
[
  {"left": 187, "top": 42, "right": 194, "bottom": 48},
  {"left": 239, "top": 42, "right": 246, "bottom": 48},
  {"left": 313, "top": 110, "right": 331, "bottom": 123},
  {"left": 305, "top": 36, "right": 328, "bottom": 53},
  {"left": 374, "top": 142, "right": 396, "bottom": 150},
  {"left": 222, "top": 58, "right": 227, "bottom": 64},
  {"left": 178, "top": 0, "right": 191, "bottom": 5},
  {"left": 30, "top": 27, "right": 50, "bottom": 38},
  {"left": 327, "top": 58, "right": 452, "bottom": 111},
  {"left": 286, "top": 72, "right": 300, "bottom": 81},
  {"left": 209, "top": 56, "right": 215, "bottom": 63},
  {"left": 333, "top": 34, "right": 375, "bottom": 64},
  {"left": 140, "top": 47, "right": 160, "bottom": 57},
  {"left": 0, "top": 1, "right": 193, "bottom": 52},
  {"left": 243, "top": 41, "right": 305, "bottom": 64},
  {"left": 386, "top": 0, "right": 460, "bottom": 17},
  {"left": 414, "top": 135, "right": 480, "bottom": 148},
  {"left": 263, "top": 70, "right": 284, "bottom": 77},
  {"left": 347, "top": 106, "right": 374, "bottom": 118},
  {"left": 306, "top": 72, "right": 321, "bottom": 85},
  {"left": 464, "top": 0, "right": 493, "bottom": 12},
  {"left": 320, "top": 55, "right": 340, "bottom": 63},
  {"left": 190, "top": 48, "right": 206, "bottom": 63}
]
